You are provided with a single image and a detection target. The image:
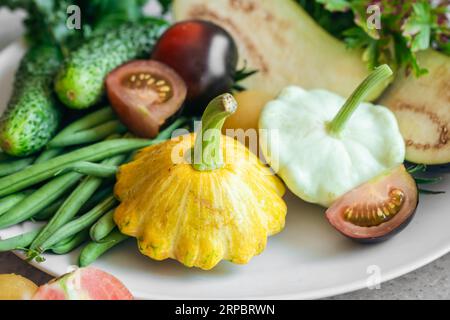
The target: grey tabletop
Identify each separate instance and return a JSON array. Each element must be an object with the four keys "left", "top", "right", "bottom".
[{"left": 0, "top": 8, "right": 449, "bottom": 300}]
